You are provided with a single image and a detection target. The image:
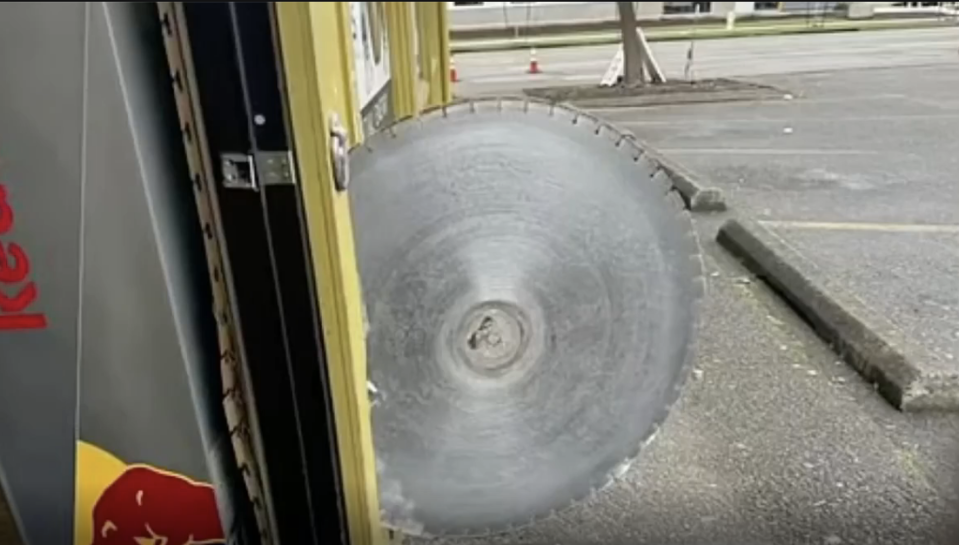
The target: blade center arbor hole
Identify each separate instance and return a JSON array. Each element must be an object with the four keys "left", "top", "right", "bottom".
[{"left": 458, "top": 304, "right": 530, "bottom": 374}]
